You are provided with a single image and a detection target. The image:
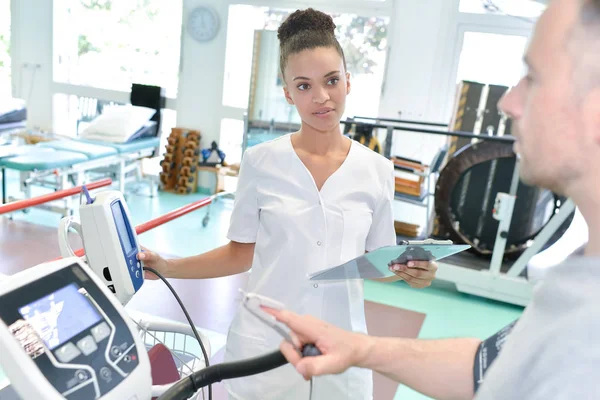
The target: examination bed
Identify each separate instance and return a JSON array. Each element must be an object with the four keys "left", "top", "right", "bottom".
[
  {"left": 0, "top": 135, "right": 160, "bottom": 212},
  {"left": 0, "top": 84, "right": 166, "bottom": 215}
]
